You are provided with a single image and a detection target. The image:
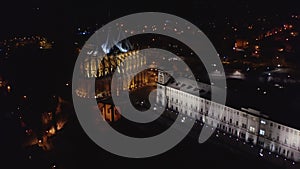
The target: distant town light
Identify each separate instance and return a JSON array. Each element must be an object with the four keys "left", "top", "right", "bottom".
[
  {"left": 7, "top": 85, "right": 11, "bottom": 92},
  {"left": 48, "top": 127, "right": 56, "bottom": 135}
]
